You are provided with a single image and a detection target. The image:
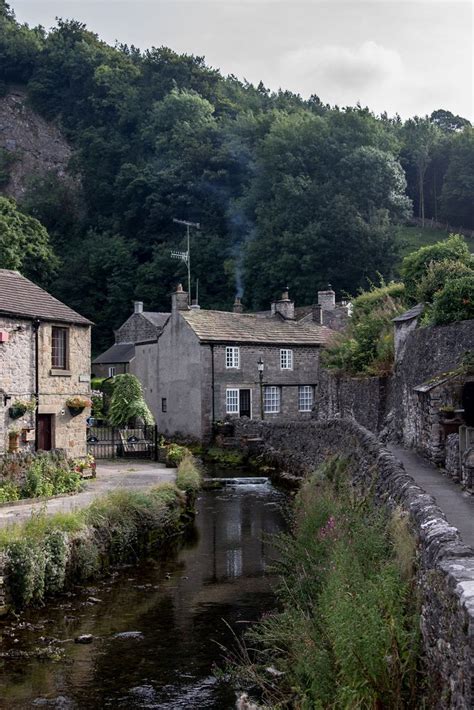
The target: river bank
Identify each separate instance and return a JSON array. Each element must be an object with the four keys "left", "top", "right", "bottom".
[
  {"left": 0, "top": 456, "right": 201, "bottom": 614},
  {"left": 0, "top": 467, "right": 287, "bottom": 709}
]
